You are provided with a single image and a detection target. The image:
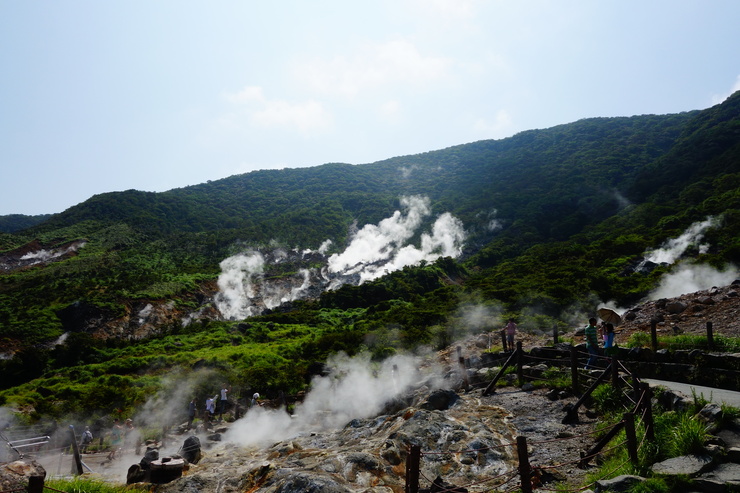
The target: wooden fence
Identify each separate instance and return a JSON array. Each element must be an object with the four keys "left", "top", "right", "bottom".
[{"left": 405, "top": 345, "right": 656, "bottom": 493}]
